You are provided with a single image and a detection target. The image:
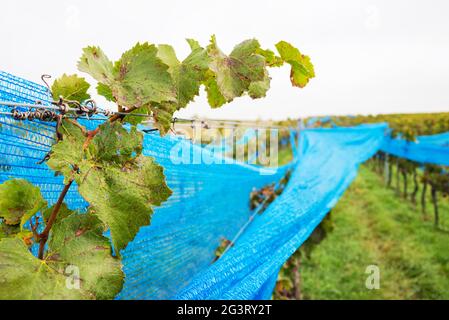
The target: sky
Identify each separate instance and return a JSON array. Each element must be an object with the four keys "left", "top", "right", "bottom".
[{"left": 1, "top": 0, "right": 449, "bottom": 120}]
